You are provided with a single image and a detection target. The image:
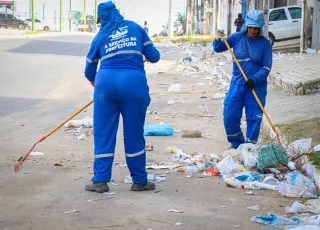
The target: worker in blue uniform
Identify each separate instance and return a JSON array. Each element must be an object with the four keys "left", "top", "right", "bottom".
[
  {"left": 84, "top": 2, "right": 160, "bottom": 193},
  {"left": 213, "top": 10, "right": 272, "bottom": 149}
]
